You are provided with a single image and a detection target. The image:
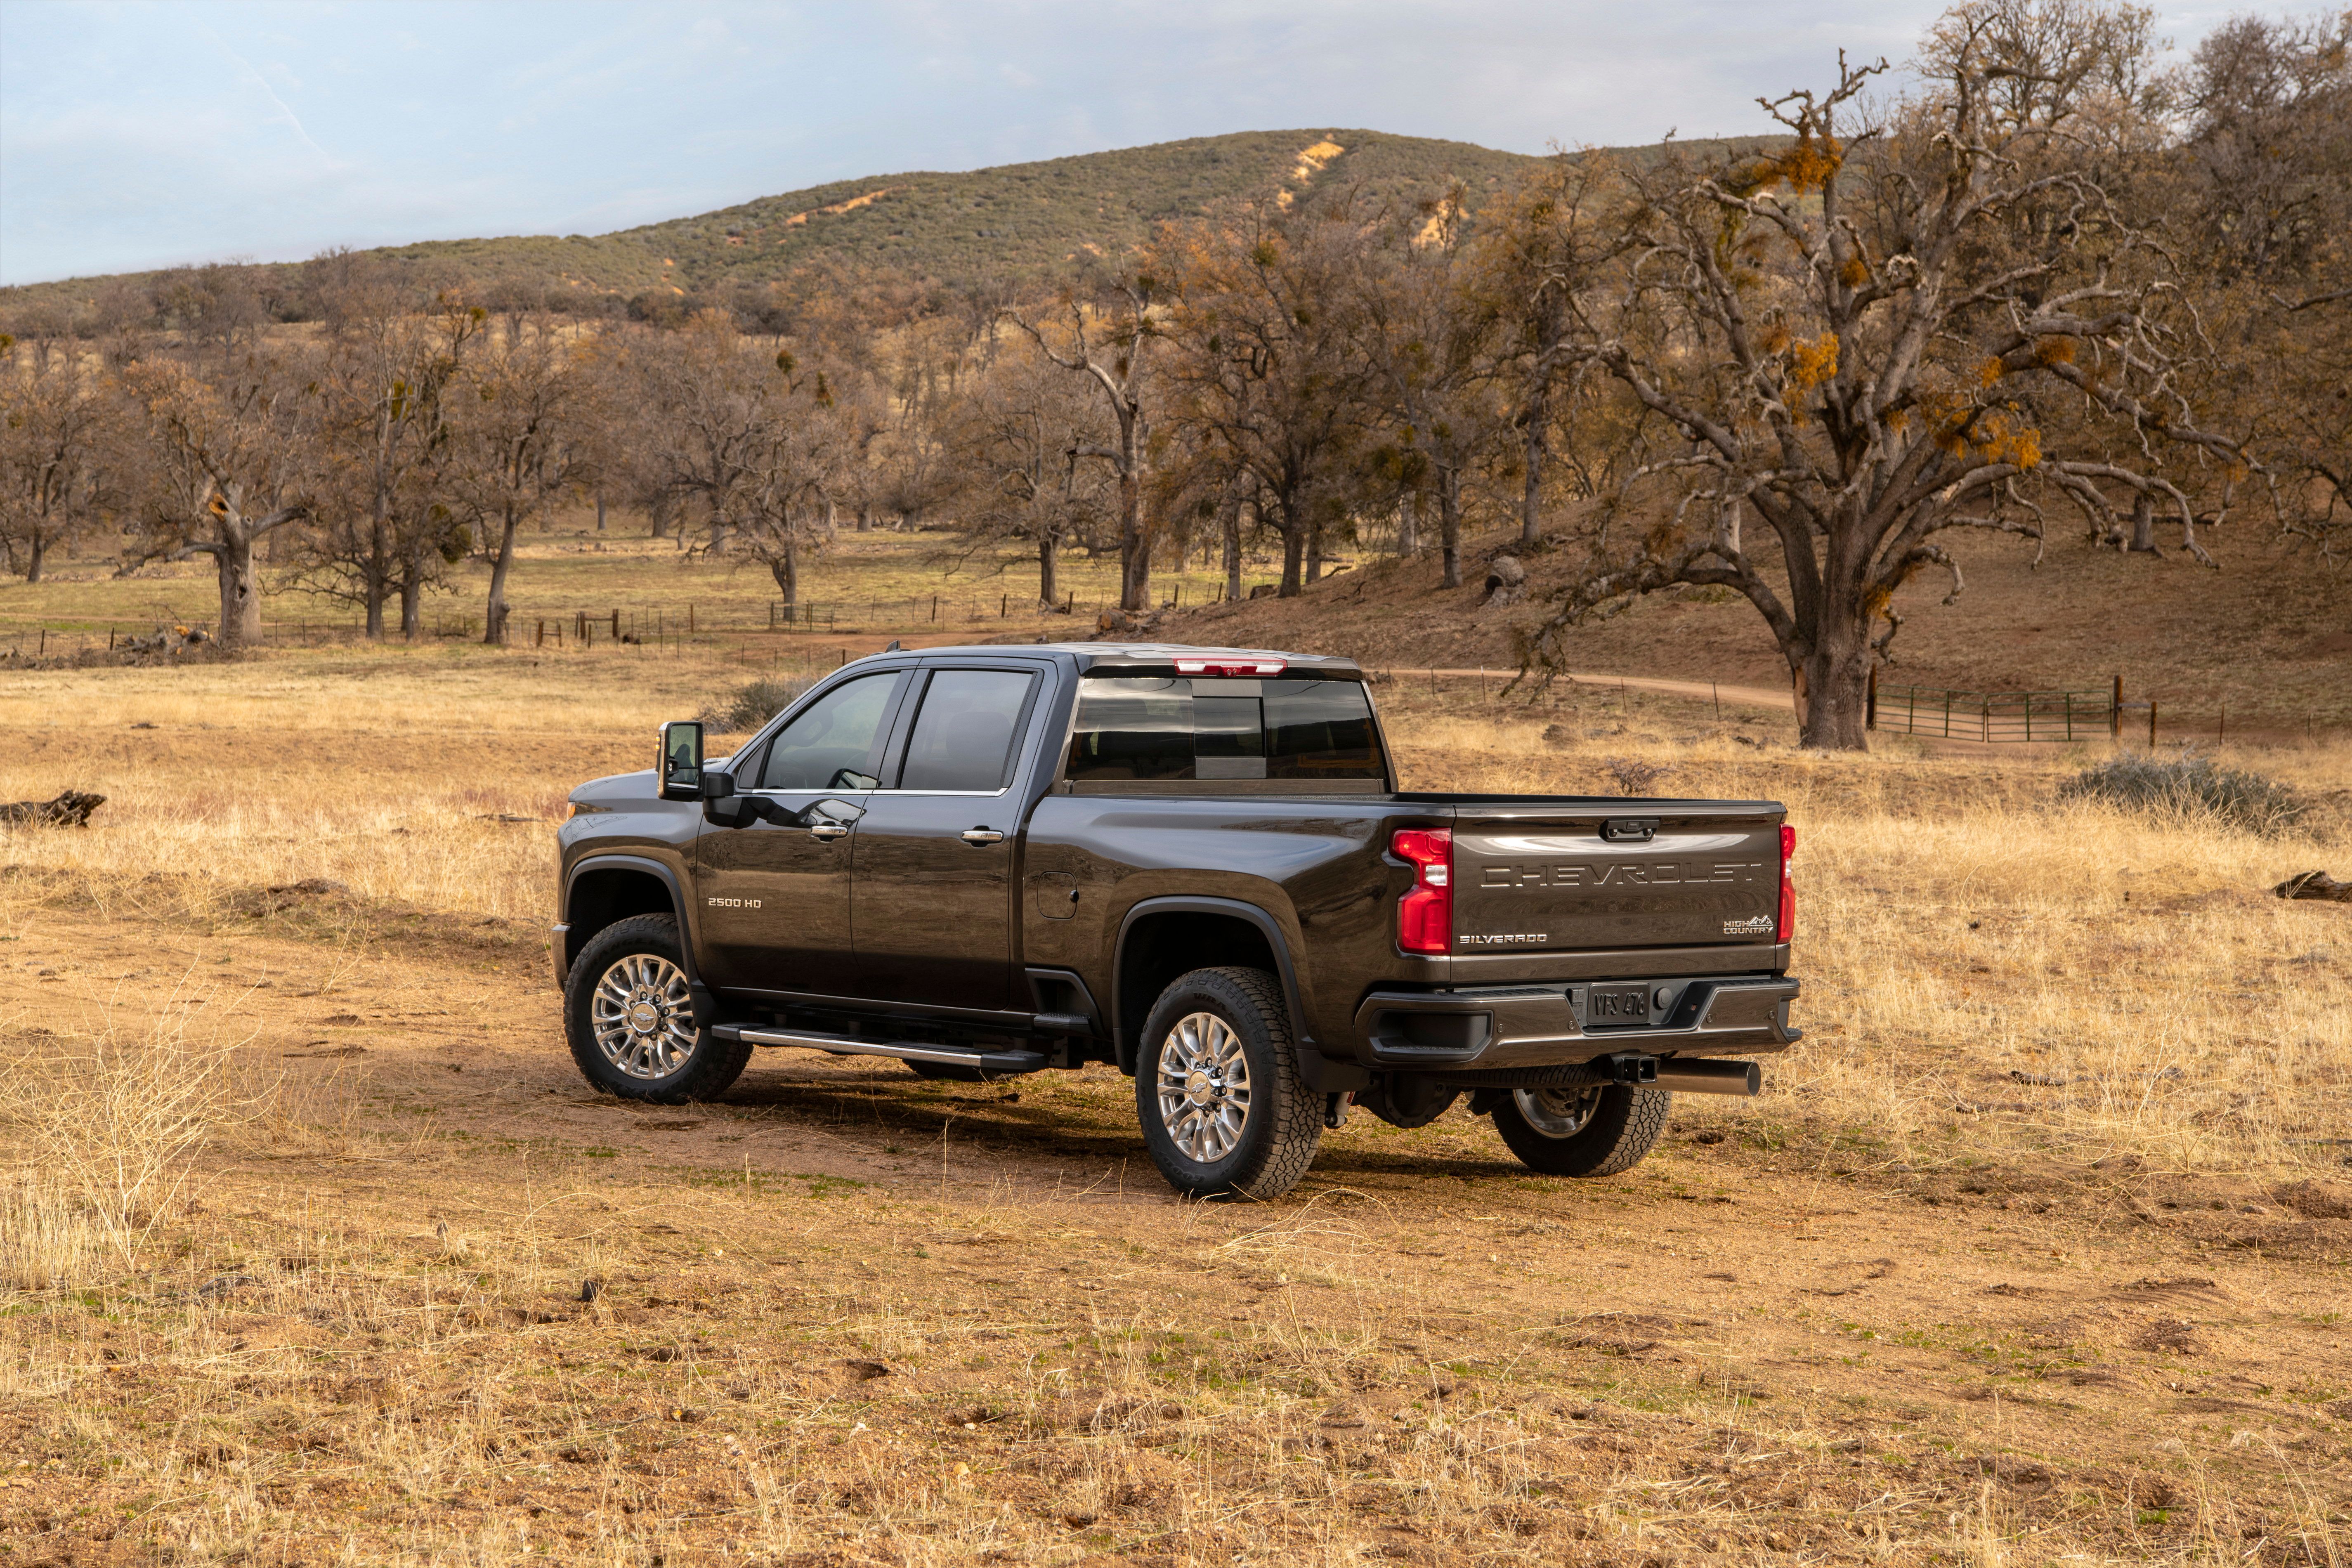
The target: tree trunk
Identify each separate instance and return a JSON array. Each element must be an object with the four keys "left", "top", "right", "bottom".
[
  {"left": 1222, "top": 492, "right": 1241, "bottom": 602},
  {"left": 1792, "top": 609, "right": 1873, "bottom": 751},
  {"left": 594, "top": 489, "right": 607, "bottom": 533},
  {"left": 1117, "top": 469, "right": 1149, "bottom": 612},
  {"left": 1437, "top": 467, "right": 1462, "bottom": 590},
  {"left": 484, "top": 503, "right": 518, "bottom": 645},
  {"left": 778, "top": 529, "right": 798, "bottom": 609},
  {"left": 2127, "top": 494, "right": 2158, "bottom": 554},
  {"left": 1039, "top": 528, "right": 1059, "bottom": 607},
  {"left": 1520, "top": 399, "right": 1547, "bottom": 545},
  {"left": 24, "top": 531, "right": 44, "bottom": 584},
  {"left": 1306, "top": 515, "right": 1324, "bottom": 584},
  {"left": 399, "top": 576, "right": 422, "bottom": 641},
  {"left": 1397, "top": 493, "right": 1418, "bottom": 556},
  {"left": 215, "top": 528, "right": 262, "bottom": 651},
  {"left": 366, "top": 502, "right": 389, "bottom": 639},
  {"left": 1278, "top": 521, "right": 1305, "bottom": 597},
  {"left": 650, "top": 496, "right": 670, "bottom": 540}
]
